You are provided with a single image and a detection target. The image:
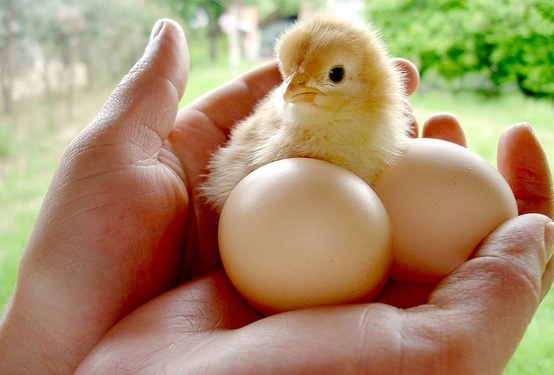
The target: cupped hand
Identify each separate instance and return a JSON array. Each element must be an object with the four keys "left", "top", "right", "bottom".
[{"left": 77, "top": 21, "right": 552, "bottom": 374}]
